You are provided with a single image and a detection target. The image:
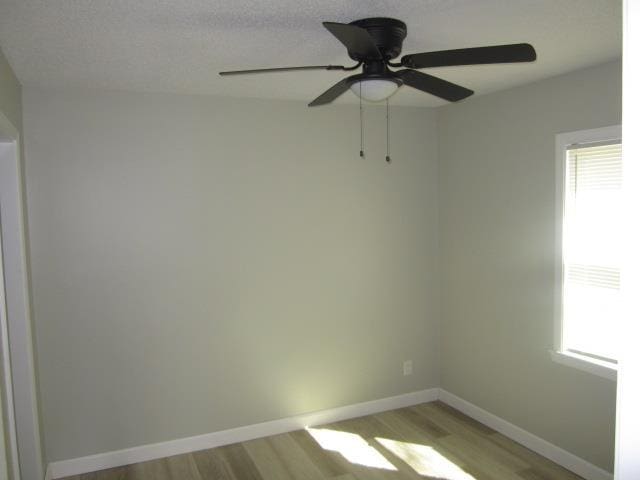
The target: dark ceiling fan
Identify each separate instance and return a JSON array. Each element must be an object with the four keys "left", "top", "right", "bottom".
[{"left": 219, "top": 17, "right": 537, "bottom": 106}]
